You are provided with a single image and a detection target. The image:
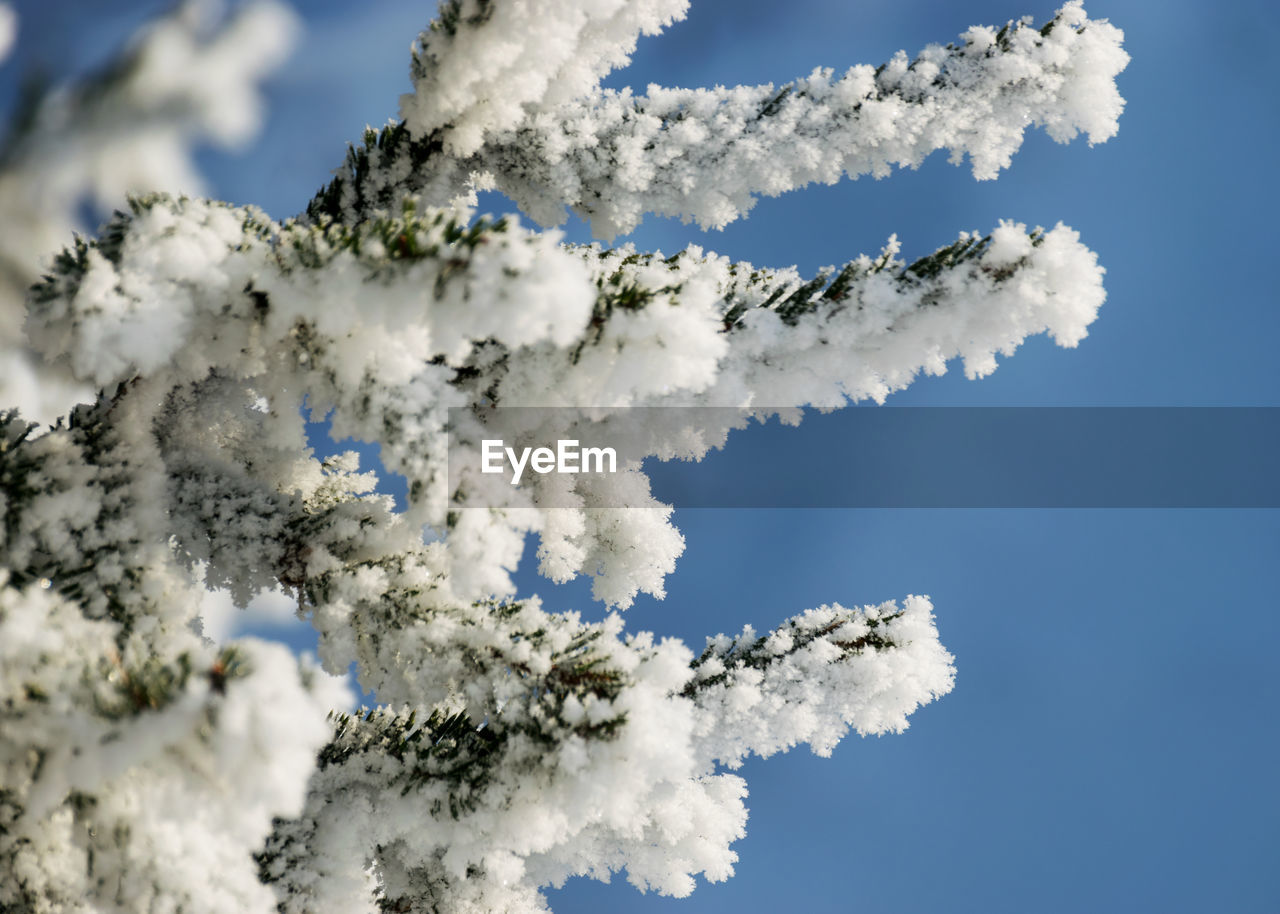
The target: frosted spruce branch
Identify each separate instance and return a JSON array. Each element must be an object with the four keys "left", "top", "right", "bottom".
[
  {"left": 20, "top": 367, "right": 953, "bottom": 912},
  {"left": 0, "top": 1, "right": 297, "bottom": 422},
  {"left": 251, "top": 588, "right": 949, "bottom": 912},
  {"left": 403, "top": 0, "right": 691, "bottom": 156},
  {"left": 28, "top": 194, "right": 1102, "bottom": 609},
  {"left": 0, "top": 0, "right": 1126, "bottom": 909},
  {"left": 686, "top": 597, "right": 955, "bottom": 769},
  {"left": 27, "top": 194, "right": 1103, "bottom": 610},
  {"left": 311, "top": 1, "right": 1126, "bottom": 237},
  {"left": 0, "top": 409, "right": 343, "bottom": 913}
]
